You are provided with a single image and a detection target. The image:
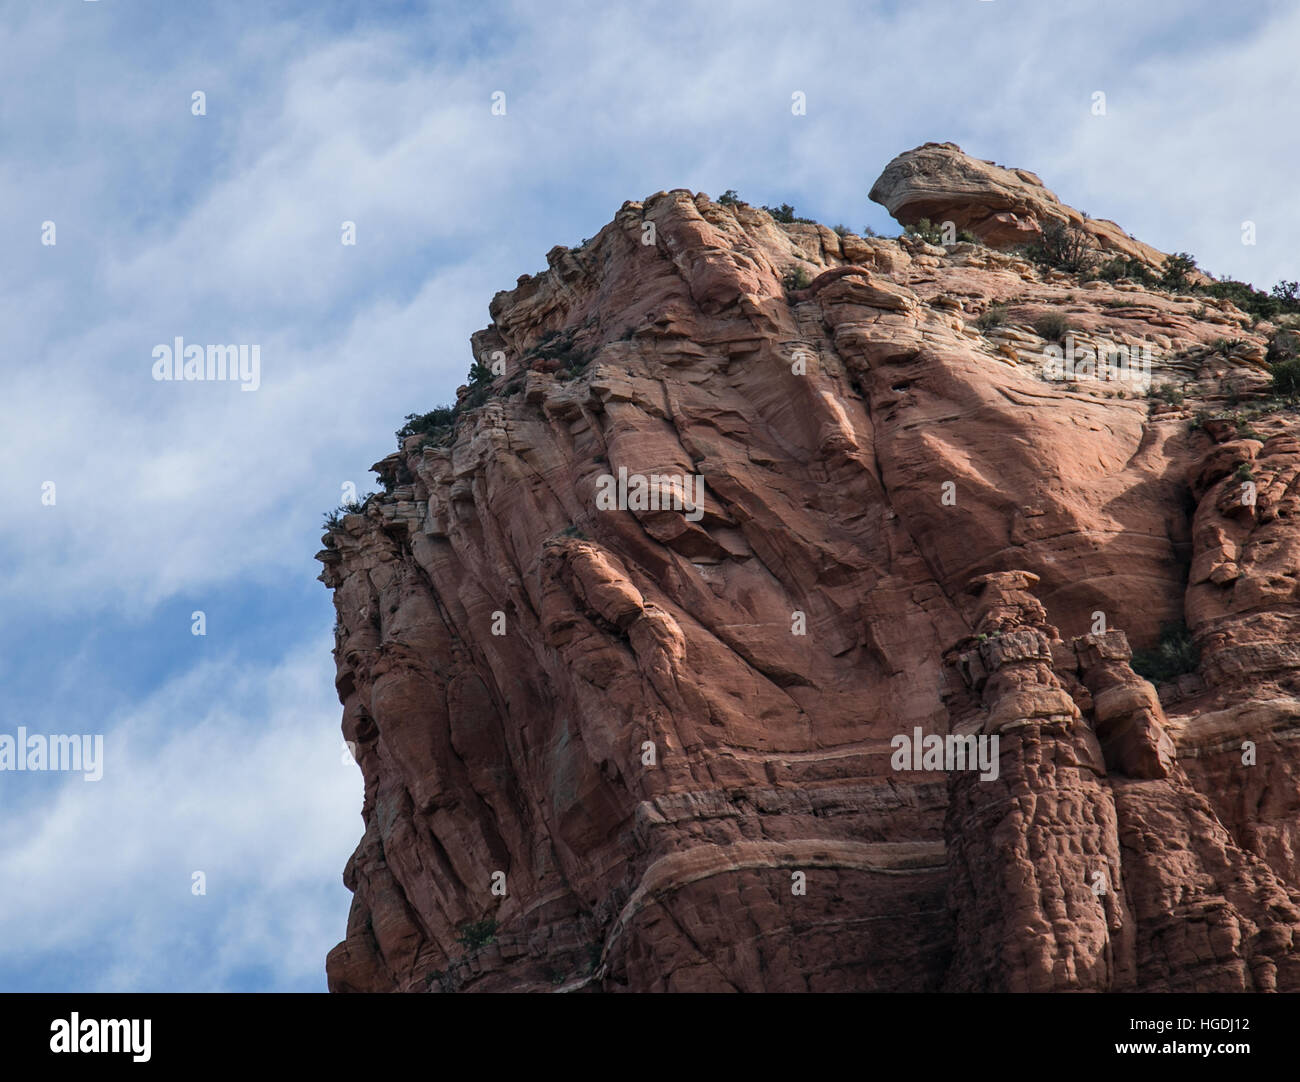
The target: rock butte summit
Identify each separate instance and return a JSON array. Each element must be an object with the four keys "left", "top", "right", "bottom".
[
  {"left": 869, "top": 141, "right": 1175, "bottom": 270},
  {"left": 318, "top": 143, "right": 1300, "bottom": 992}
]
